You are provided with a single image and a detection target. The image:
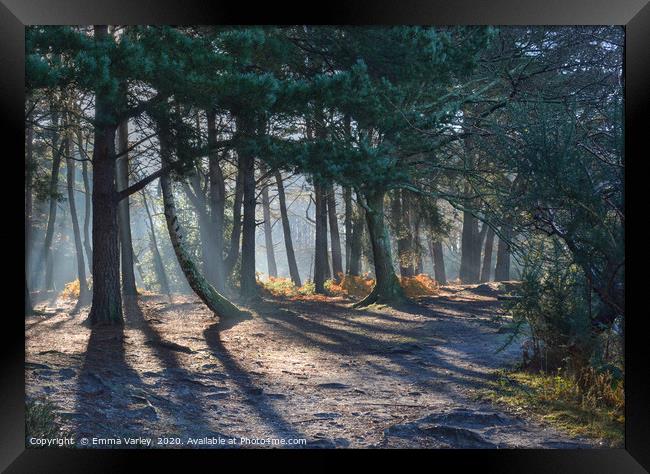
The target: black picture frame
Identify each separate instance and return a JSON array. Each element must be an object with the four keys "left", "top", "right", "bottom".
[{"left": 2, "top": 1, "right": 647, "bottom": 471}]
